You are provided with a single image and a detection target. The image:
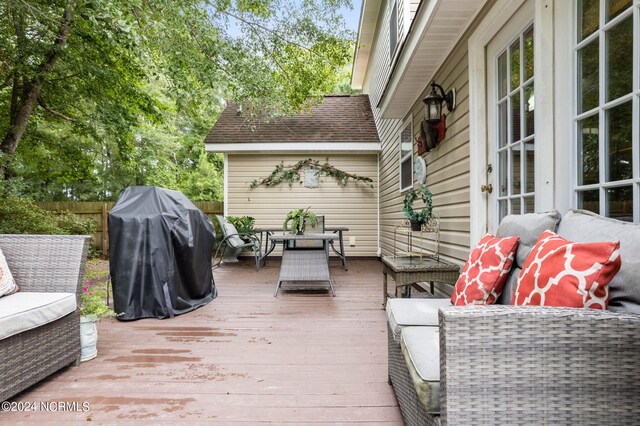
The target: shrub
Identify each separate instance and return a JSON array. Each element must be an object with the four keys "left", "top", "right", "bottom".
[{"left": 0, "top": 195, "right": 97, "bottom": 241}]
